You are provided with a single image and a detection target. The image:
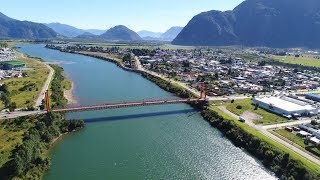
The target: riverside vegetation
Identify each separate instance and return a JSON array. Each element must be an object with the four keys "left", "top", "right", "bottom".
[{"left": 0, "top": 64, "right": 84, "bottom": 179}]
